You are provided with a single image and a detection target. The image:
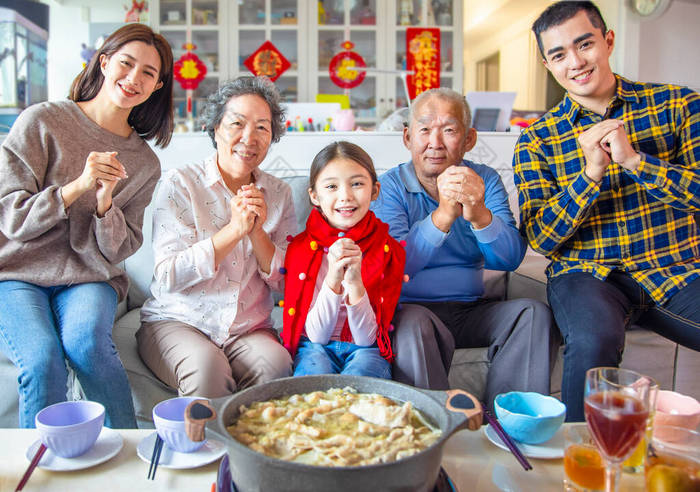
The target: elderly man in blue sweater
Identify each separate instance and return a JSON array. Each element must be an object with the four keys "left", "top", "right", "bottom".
[{"left": 372, "top": 88, "right": 557, "bottom": 409}]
